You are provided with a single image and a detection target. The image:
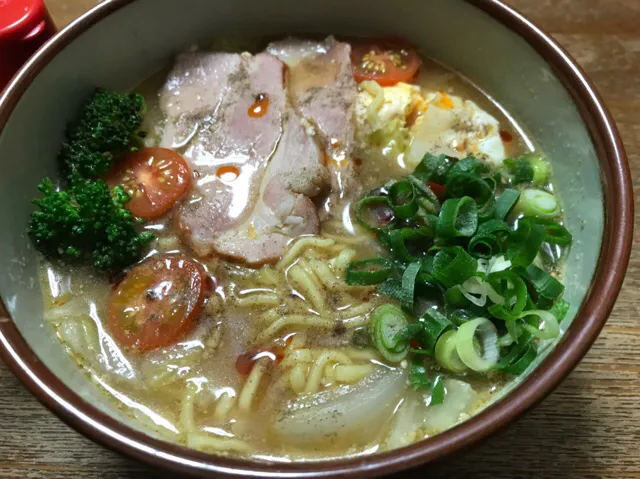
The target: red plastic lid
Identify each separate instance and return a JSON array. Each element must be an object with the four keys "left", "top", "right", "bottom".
[{"left": 0, "top": 0, "right": 48, "bottom": 43}]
